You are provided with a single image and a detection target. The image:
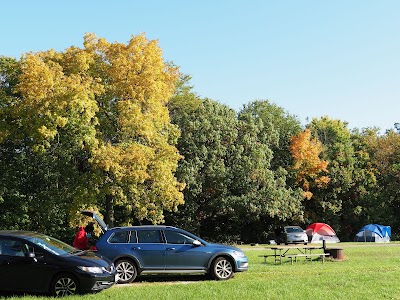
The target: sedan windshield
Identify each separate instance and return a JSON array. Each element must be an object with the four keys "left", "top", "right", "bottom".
[
  {"left": 285, "top": 227, "right": 304, "bottom": 233},
  {"left": 27, "top": 234, "right": 75, "bottom": 256}
]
